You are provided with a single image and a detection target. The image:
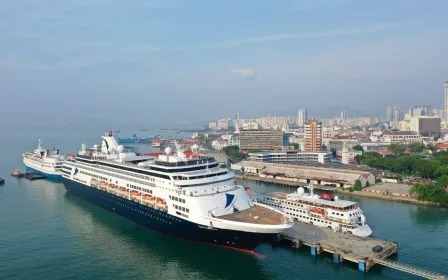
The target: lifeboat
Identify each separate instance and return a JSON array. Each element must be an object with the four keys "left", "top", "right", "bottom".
[
  {"left": 119, "top": 187, "right": 127, "bottom": 192},
  {"left": 132, "top": 191, "right": 141, "bottom": 196},
  {"left": 310, "top": 208, "right": 326, "bottom": 216},
  {"left": 144, "top": 194, "right": 154, "bottom": 200},
  {"left": 320, "top": 192, "right": 334, "bottom": 201}
]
